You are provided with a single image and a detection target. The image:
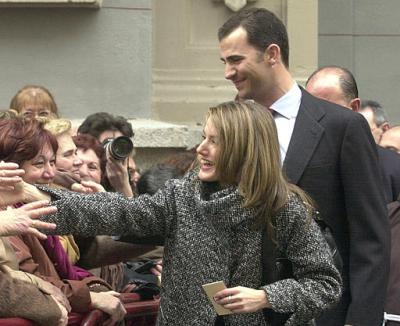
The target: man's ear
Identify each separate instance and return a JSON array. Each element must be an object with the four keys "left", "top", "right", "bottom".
[
  {"left": 381, "top": 122, "right": 390, "bottom": 132},
  {"left": 265, "top": 44, "right": 281, "bottom": 65},
  {"left": 349, "top": 98, "right": 361, "bottom": 112}
]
